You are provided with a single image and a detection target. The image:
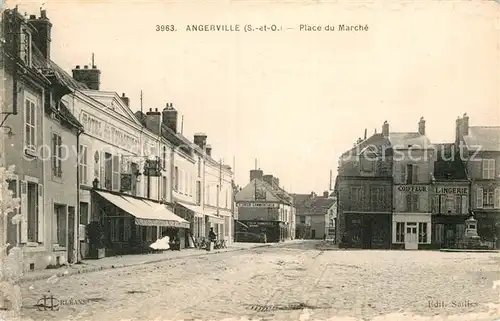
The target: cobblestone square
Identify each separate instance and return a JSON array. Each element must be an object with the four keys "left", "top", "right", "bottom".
[{"left": 14, "top": 242, "right": 500, "bottom": 321}]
